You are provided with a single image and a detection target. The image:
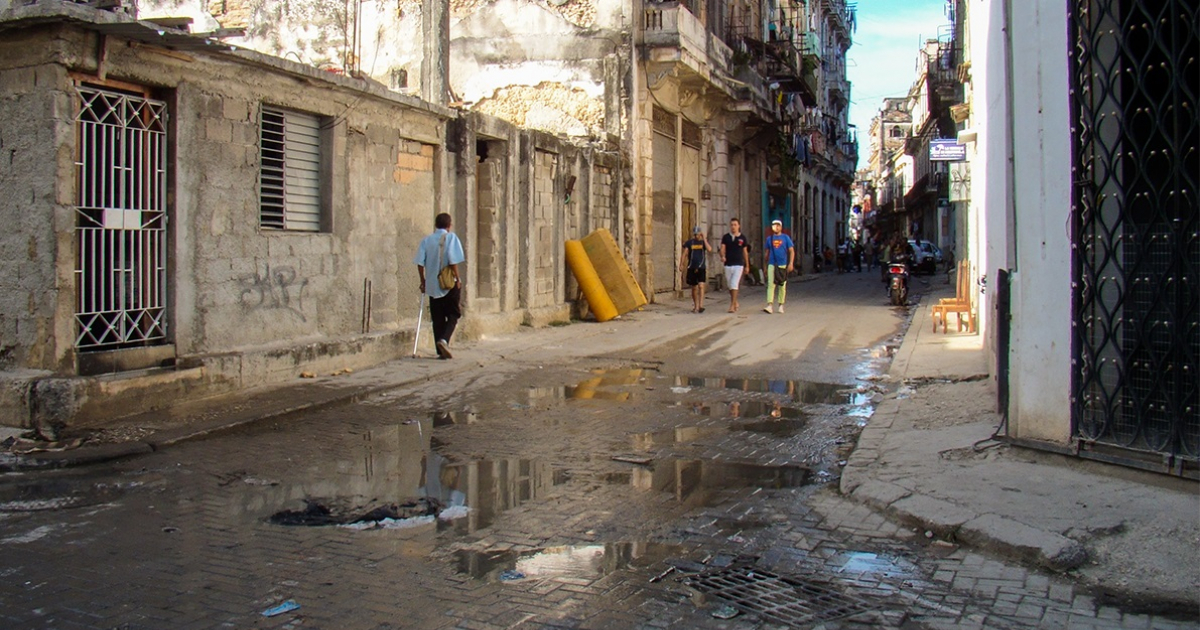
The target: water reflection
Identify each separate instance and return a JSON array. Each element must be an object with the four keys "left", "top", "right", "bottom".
[
  {"left": 455, "top": 542, "right": 684, "bottom": 581},
  {"left": 737, "top": 419, "right": 807, "bottom": 437},
  {"left": 617, "top": 459, "right": 808, "bottom": 506},
  {"left": 631, "top": 426, "right": 724, "bottom": 451},
  {"left": 687, "top": 400, "right": 806, "bottom": 420},
  {"left": 673, "top": 376, "right": 849, "bottom": 405},
  {"left": 527, "top": 368, "right": 647, "bottom": 402},
  {"left": 257, "top": 420, "right": 563, "bottom": 534},
  {"left": 431, "top": 411, "right": 478, "bottom": 427}
]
